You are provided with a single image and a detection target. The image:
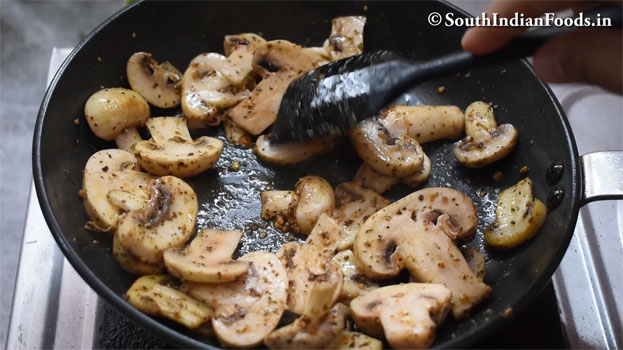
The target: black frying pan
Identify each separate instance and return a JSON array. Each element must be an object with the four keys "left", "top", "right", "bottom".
[{"left": 32, "top": 1, "right": 622, "bottom": 348}]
